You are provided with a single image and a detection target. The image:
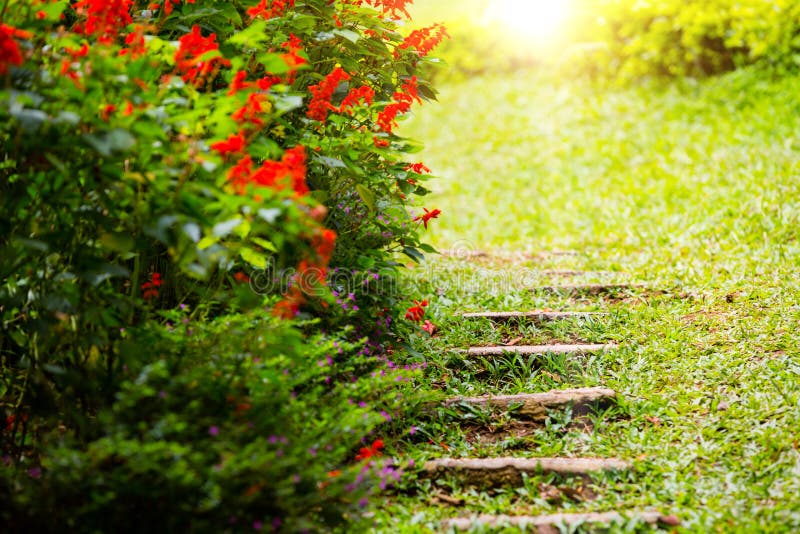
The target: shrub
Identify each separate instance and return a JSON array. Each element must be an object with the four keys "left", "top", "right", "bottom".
[{"left": 1, "top": 0, "right": 443, "bottom": 529}]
